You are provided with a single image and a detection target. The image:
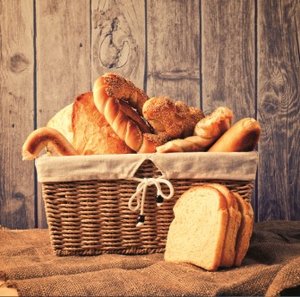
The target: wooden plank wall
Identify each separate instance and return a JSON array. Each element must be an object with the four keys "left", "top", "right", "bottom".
[{"left": 0, "top": 0, "right": 299, "bottom": 229}]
